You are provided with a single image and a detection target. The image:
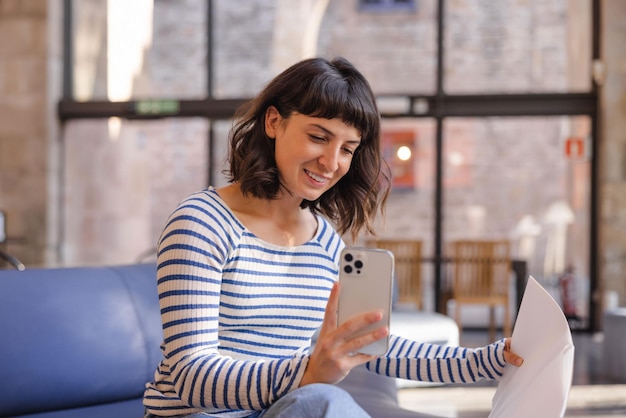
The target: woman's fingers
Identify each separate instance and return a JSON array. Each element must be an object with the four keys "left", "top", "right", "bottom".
[
  {"left": 319, "top": 282, "right": 340, "bottom": 336},
  {"left": 503, "top": 338, "right": 524, "bottom": 366},
  {"left": 319, "top": 282, "right": 388, "bottom": 356},
  {"left": 301, "top": 283, "right": 389, "bottom": 386},
  {"left": 335, "top": 312, "right": 388, "bottom": 355}
]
